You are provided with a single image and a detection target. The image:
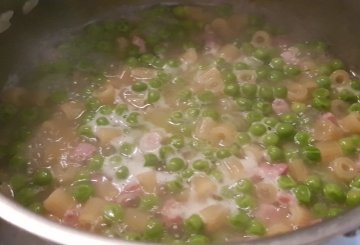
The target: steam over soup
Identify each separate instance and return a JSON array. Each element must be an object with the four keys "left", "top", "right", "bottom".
[{"left": 1, "top": 4, "right": 360, "bottom": 244}]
